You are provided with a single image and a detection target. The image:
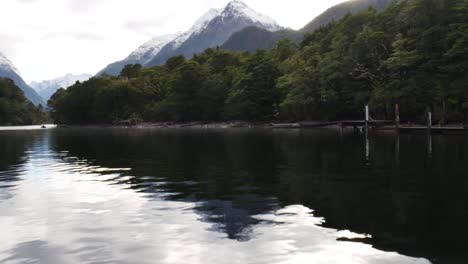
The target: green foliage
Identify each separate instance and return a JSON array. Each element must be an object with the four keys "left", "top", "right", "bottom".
[
  {"left": 0, "top": 78, "right": 48, "bottom": 125},
  {"left": 48, "top": 0, "right": 468, "bottom": 124},
  {"left": 119, "top": 64, "right": 142, "bottom": 78}
]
